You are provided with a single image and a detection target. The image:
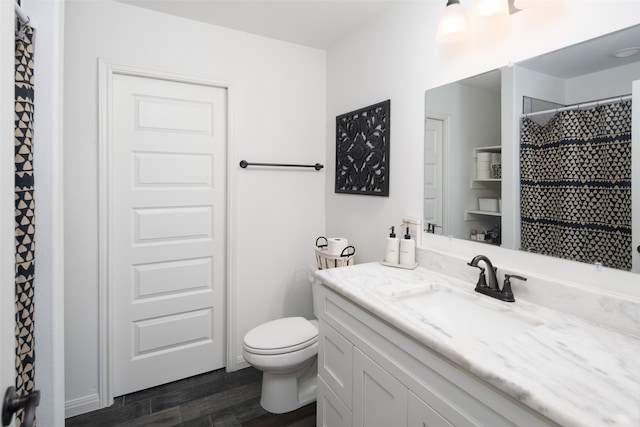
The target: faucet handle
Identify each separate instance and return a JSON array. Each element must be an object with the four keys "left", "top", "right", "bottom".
[
  {"left": 467, "top": 263, "right": 489, "bottom": 289},
  {"left": 501, "top": 274, "right": 527, "bottom": 302}
]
